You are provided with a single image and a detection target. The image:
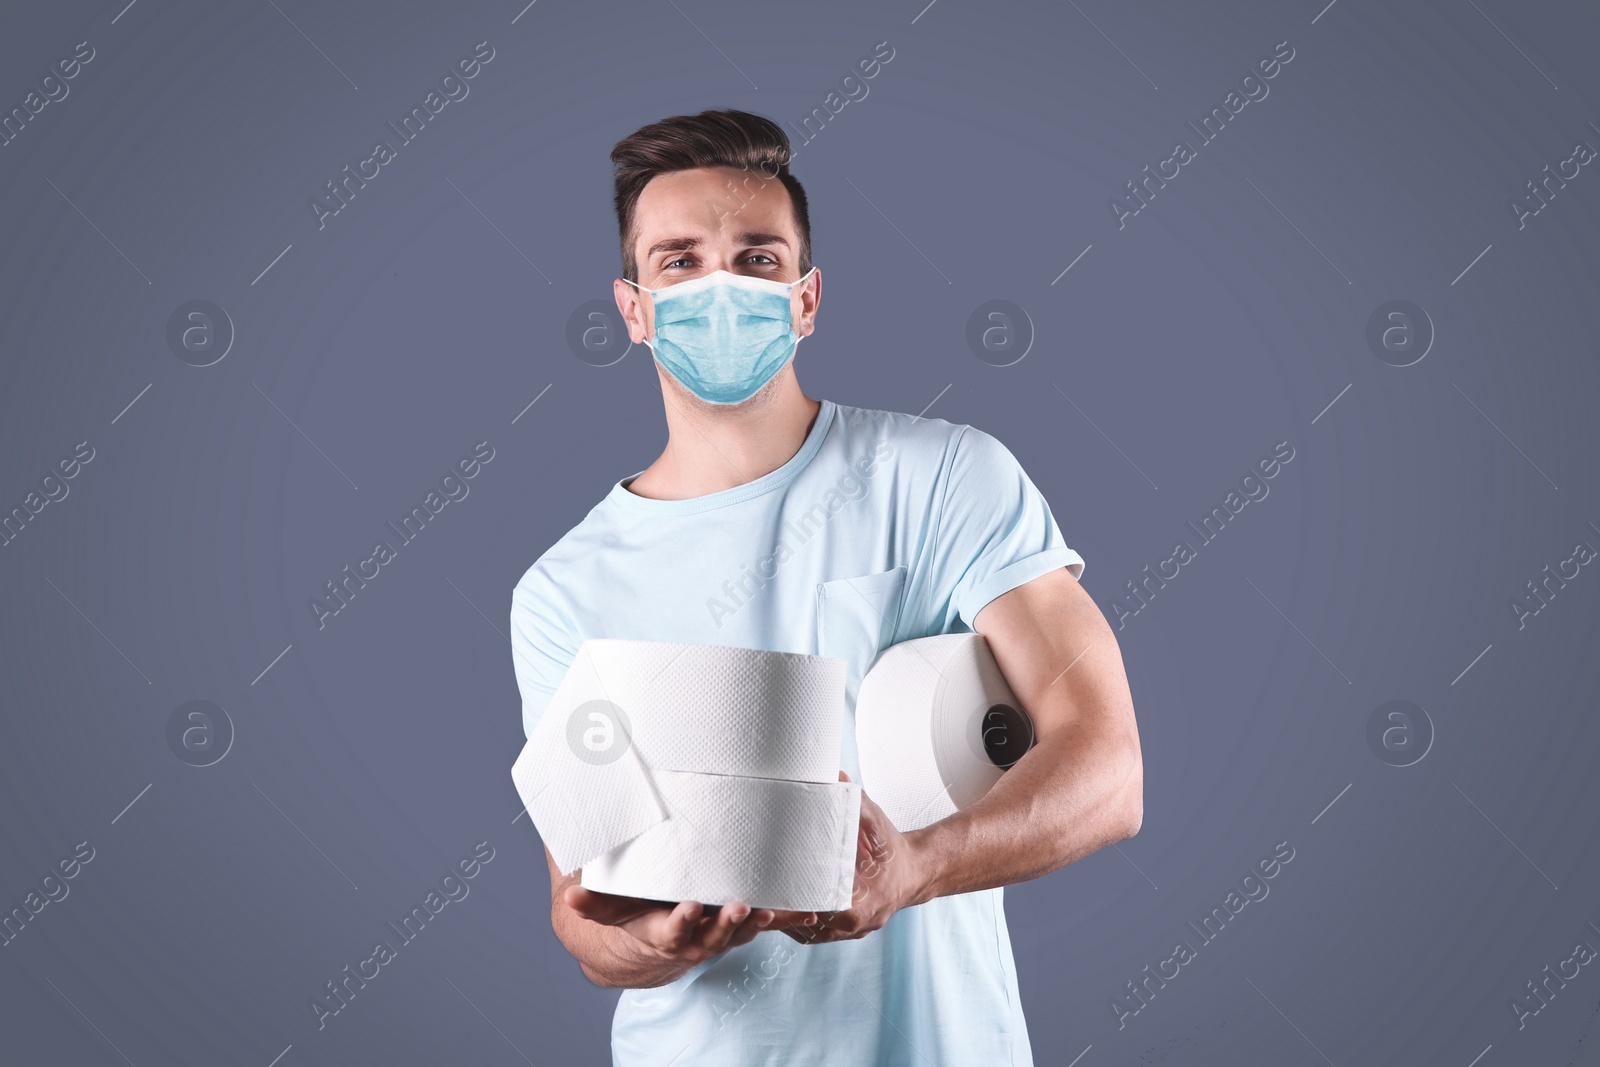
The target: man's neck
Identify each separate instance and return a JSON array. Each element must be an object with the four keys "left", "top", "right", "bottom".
[{"left": 626, "top": 375, "right": 822, "bottom": 501}]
